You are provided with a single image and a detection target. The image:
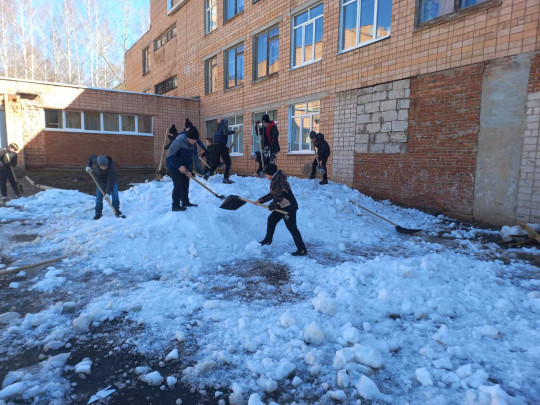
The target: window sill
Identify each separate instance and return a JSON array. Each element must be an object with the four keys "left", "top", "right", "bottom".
[
  {"left": 224, "top": 83, "right": 244, "bottom": 93},
  {"left": 167, "top": 0, "right": 189, "bottom": 16},
  {"left": 338, "top": 35, "right": 390, "bottom": 55},
  {"left": 253, "top": 73, "right": 279, "bottom": 85},
  {"left": 44, "top": 128, "right": 154, "bottom": 137},
  {"left": 224, "top": 10, "right": 244, "bottom": 25},
  {"left": 230, "top": 153, "right": 244, "bottom": 157},
  {"left": 414, "top": 0, "right": 501, "bottom": 31},
  {"left": 204, "top": 27, "right": 217, "bottom": 38},
  {"left": 290, "top": 58, "right": 322, "bottom": 71},
  {"left": 142, "top": 71, "right": 150, "bottom": 76},
  {"left": 287, "top": 151, "right": 314, "bottom": 155}
]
